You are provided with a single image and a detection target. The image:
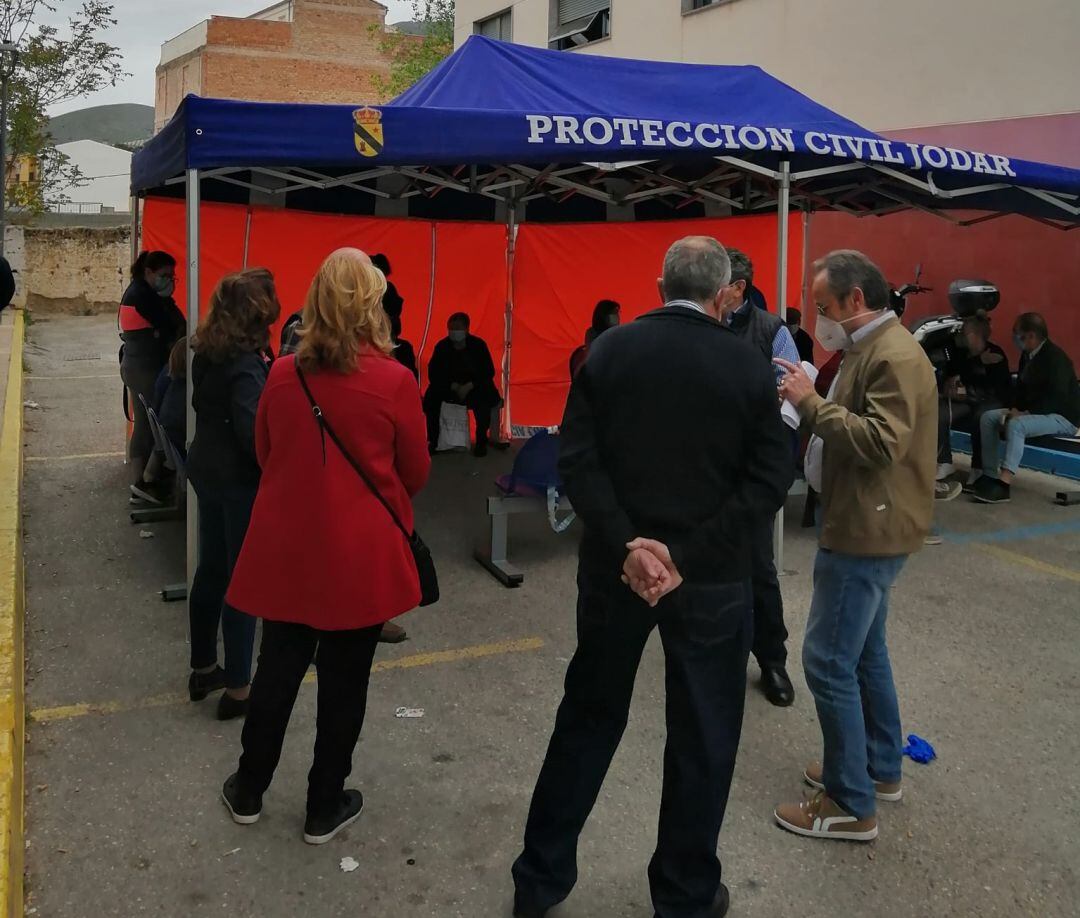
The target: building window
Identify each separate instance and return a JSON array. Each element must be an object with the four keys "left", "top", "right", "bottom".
[
  {"left": 475, "top": 9, "right": 512, "bottom": 41},
  {"left": 550, "top": 1, "right": 610, "bottom": 50},
  {"left": 682, "top": 0, "right": 734, "bottom": 13}
]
